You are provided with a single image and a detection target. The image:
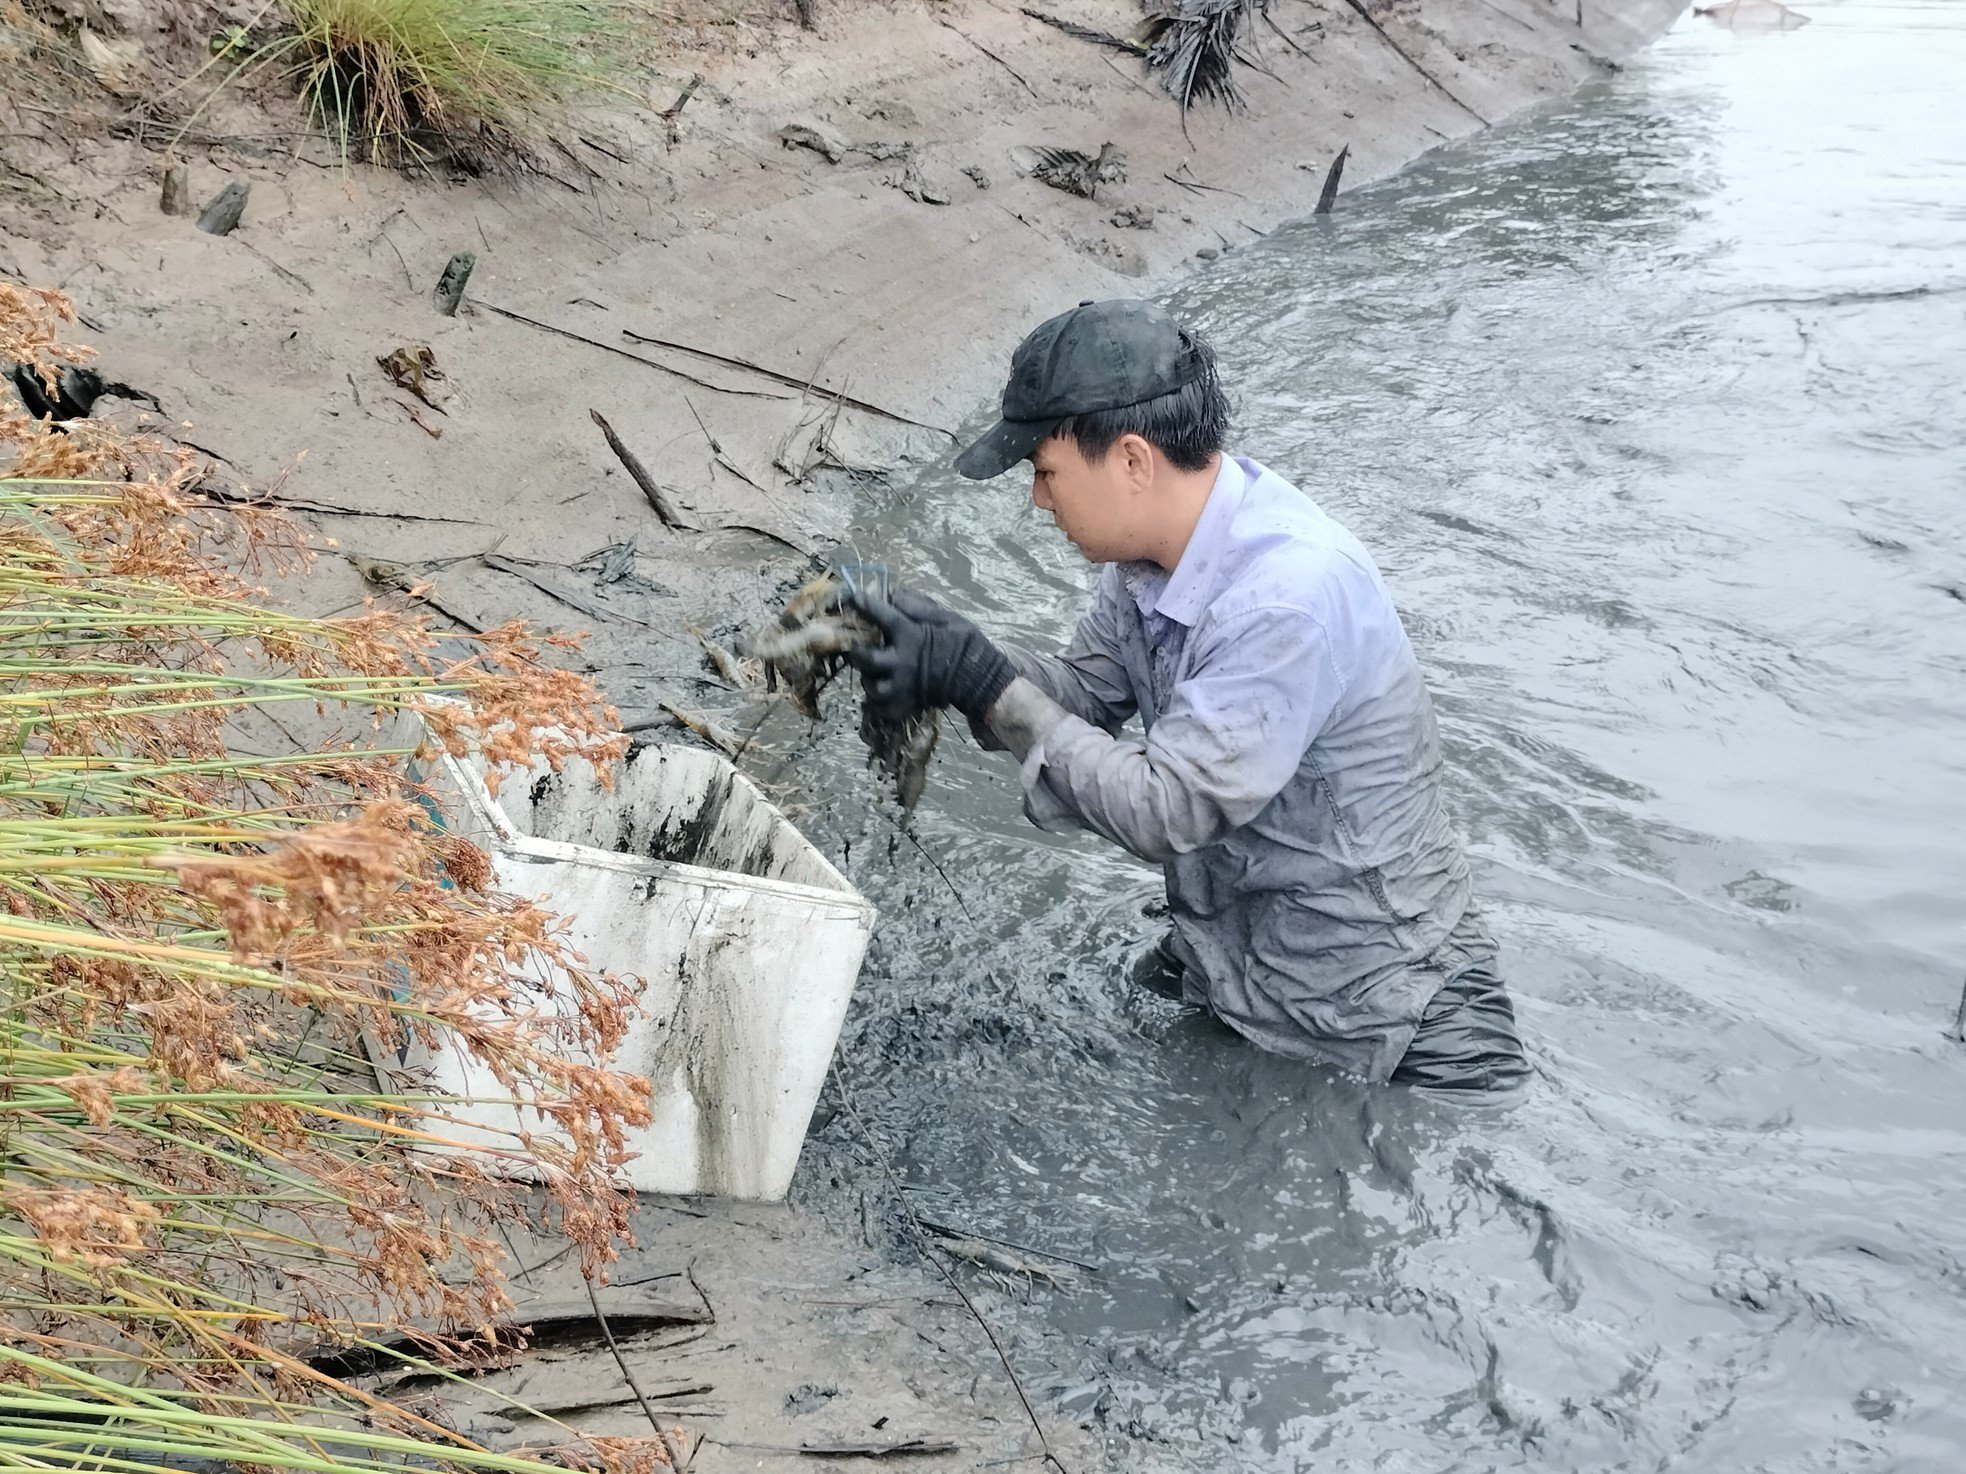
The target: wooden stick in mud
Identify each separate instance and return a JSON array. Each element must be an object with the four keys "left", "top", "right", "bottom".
[
  {"left": 481, "top": 300, "right": 792, "bottom": 400},
  {"left": 589, "top": 408, "right": 699, "bottom": 530},
  {"left": 432, "top": 251, "right": 475, "bottom": 316},
  {"left": 620, "top": 326, "right": 955, "bottom": 437},
  {"left": 623, "top": 703, "right": 745, "bottom": 758},
  {"left": 1315, "top": 143, "right": 1350, "bottom": 215},
  {"left": 160, "top": 161, "right": 189, "bottom": 216},
  {"left": 196, "top": 180, "right": 250, "bottom": 235},
  {"left": 938, "top": 18, "right": 1040, "bottom": 99},
  {"left": 481, "top": 549, "right": 667, "bottom": 629},
  {"left": 582, "top": 1278, "right": 690, "bottom": 1472},
  {"left": 1339, "top": 0, "right": 1488, "bottom": 125},
  {"left": 711, "top": 1438, "right": 957, "bottom": 1459},
  {"left": 1950, "top": 975, "right": 1966, "bottom": 1044},
  {"left": 915, "top": 1214, "right": 1101, "bottom": 1274},
  {"left": 662, "top": 72, "right": 703, "bottom": 123}
]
